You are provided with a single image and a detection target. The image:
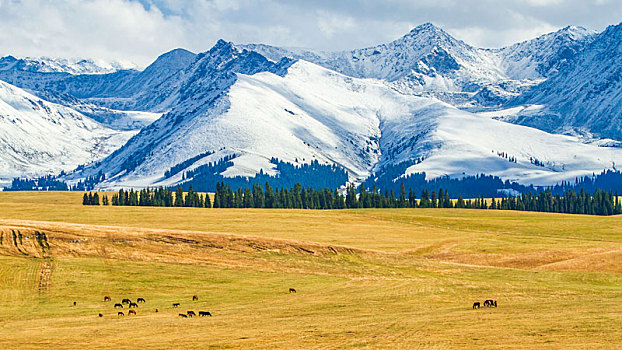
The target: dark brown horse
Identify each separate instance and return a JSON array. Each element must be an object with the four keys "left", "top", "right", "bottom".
[
  {"left": 137, "top": 298, "right": 146, "bottom": 303},
  {"left": 129, "top": 302, "right": 138, "bottom": 308},
  {"left": 118, "top": 311, "right": 124, "bottom": 316},
  {"left": 187, "top": 311, "right": 196, "bottom": 317},
  {"left": 128, "top": 309, "right": 136, "bottom": 315},
  {"left": 172, "top": 303, "right": 180, "bottom": 308},
  {"left": 473, "top": 302, "right": 480, "bottom": 309},
  {"left": 104, "top": 296, "right": 111, "bottom": 302},
  {"left": 98, "top": 313, "right": 103, "bottom": 317},
  {"left": 178, "top": 313, "right": 187, "bottom": 318},
  {"left": 192, "top": 295, "right": 198, "bottom": 301},
  {"left": 289, "top": 288, "right": 297, "bottom": 293},
  {"left": 122, "top": 298, "right": 131, "bottom": 304},
  {"left": 114, "top": 303, "right": 123, "bottom": 308},
  {"left": 199, "top": 311, "right": 212, "bottom": 317}
]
